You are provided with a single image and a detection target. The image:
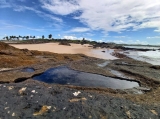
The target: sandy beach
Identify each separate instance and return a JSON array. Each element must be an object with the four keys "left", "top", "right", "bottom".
[{"left": 11, "top": 43, "right": 118, "bottom": 60}]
